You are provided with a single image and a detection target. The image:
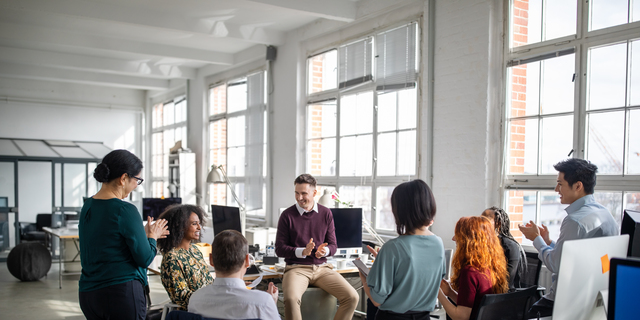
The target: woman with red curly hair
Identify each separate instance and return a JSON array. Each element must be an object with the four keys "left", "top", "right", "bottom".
[{"left": 437, "top": 216, "right": 508, "bottom": 320}]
